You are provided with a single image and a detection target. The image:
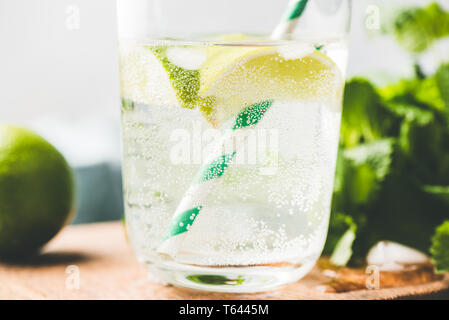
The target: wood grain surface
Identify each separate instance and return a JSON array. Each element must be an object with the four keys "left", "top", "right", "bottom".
[{"left": 0, "top": 222, "right": 448, "bottom": 300}]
